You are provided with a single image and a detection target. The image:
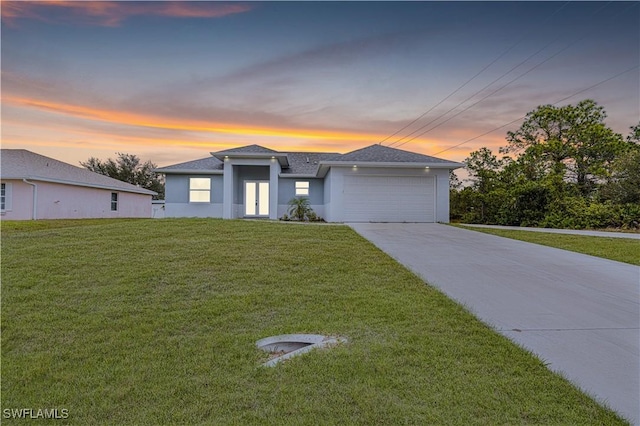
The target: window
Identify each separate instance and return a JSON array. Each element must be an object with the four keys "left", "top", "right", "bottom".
[
  {"left": 190, "top": 178, "right": 211, "bottom": 203},
  {"left": 1, "top": 183, "right": 5, "bottom": 210},
  {"left": 1, "top": 183, "right": 11, "bottom": 211},
  {"left": 111, "top": 193, "right": 118, "bottom": 211},
  {"left": 295, "top": 181, "right": 309, "bottom": 196}
]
